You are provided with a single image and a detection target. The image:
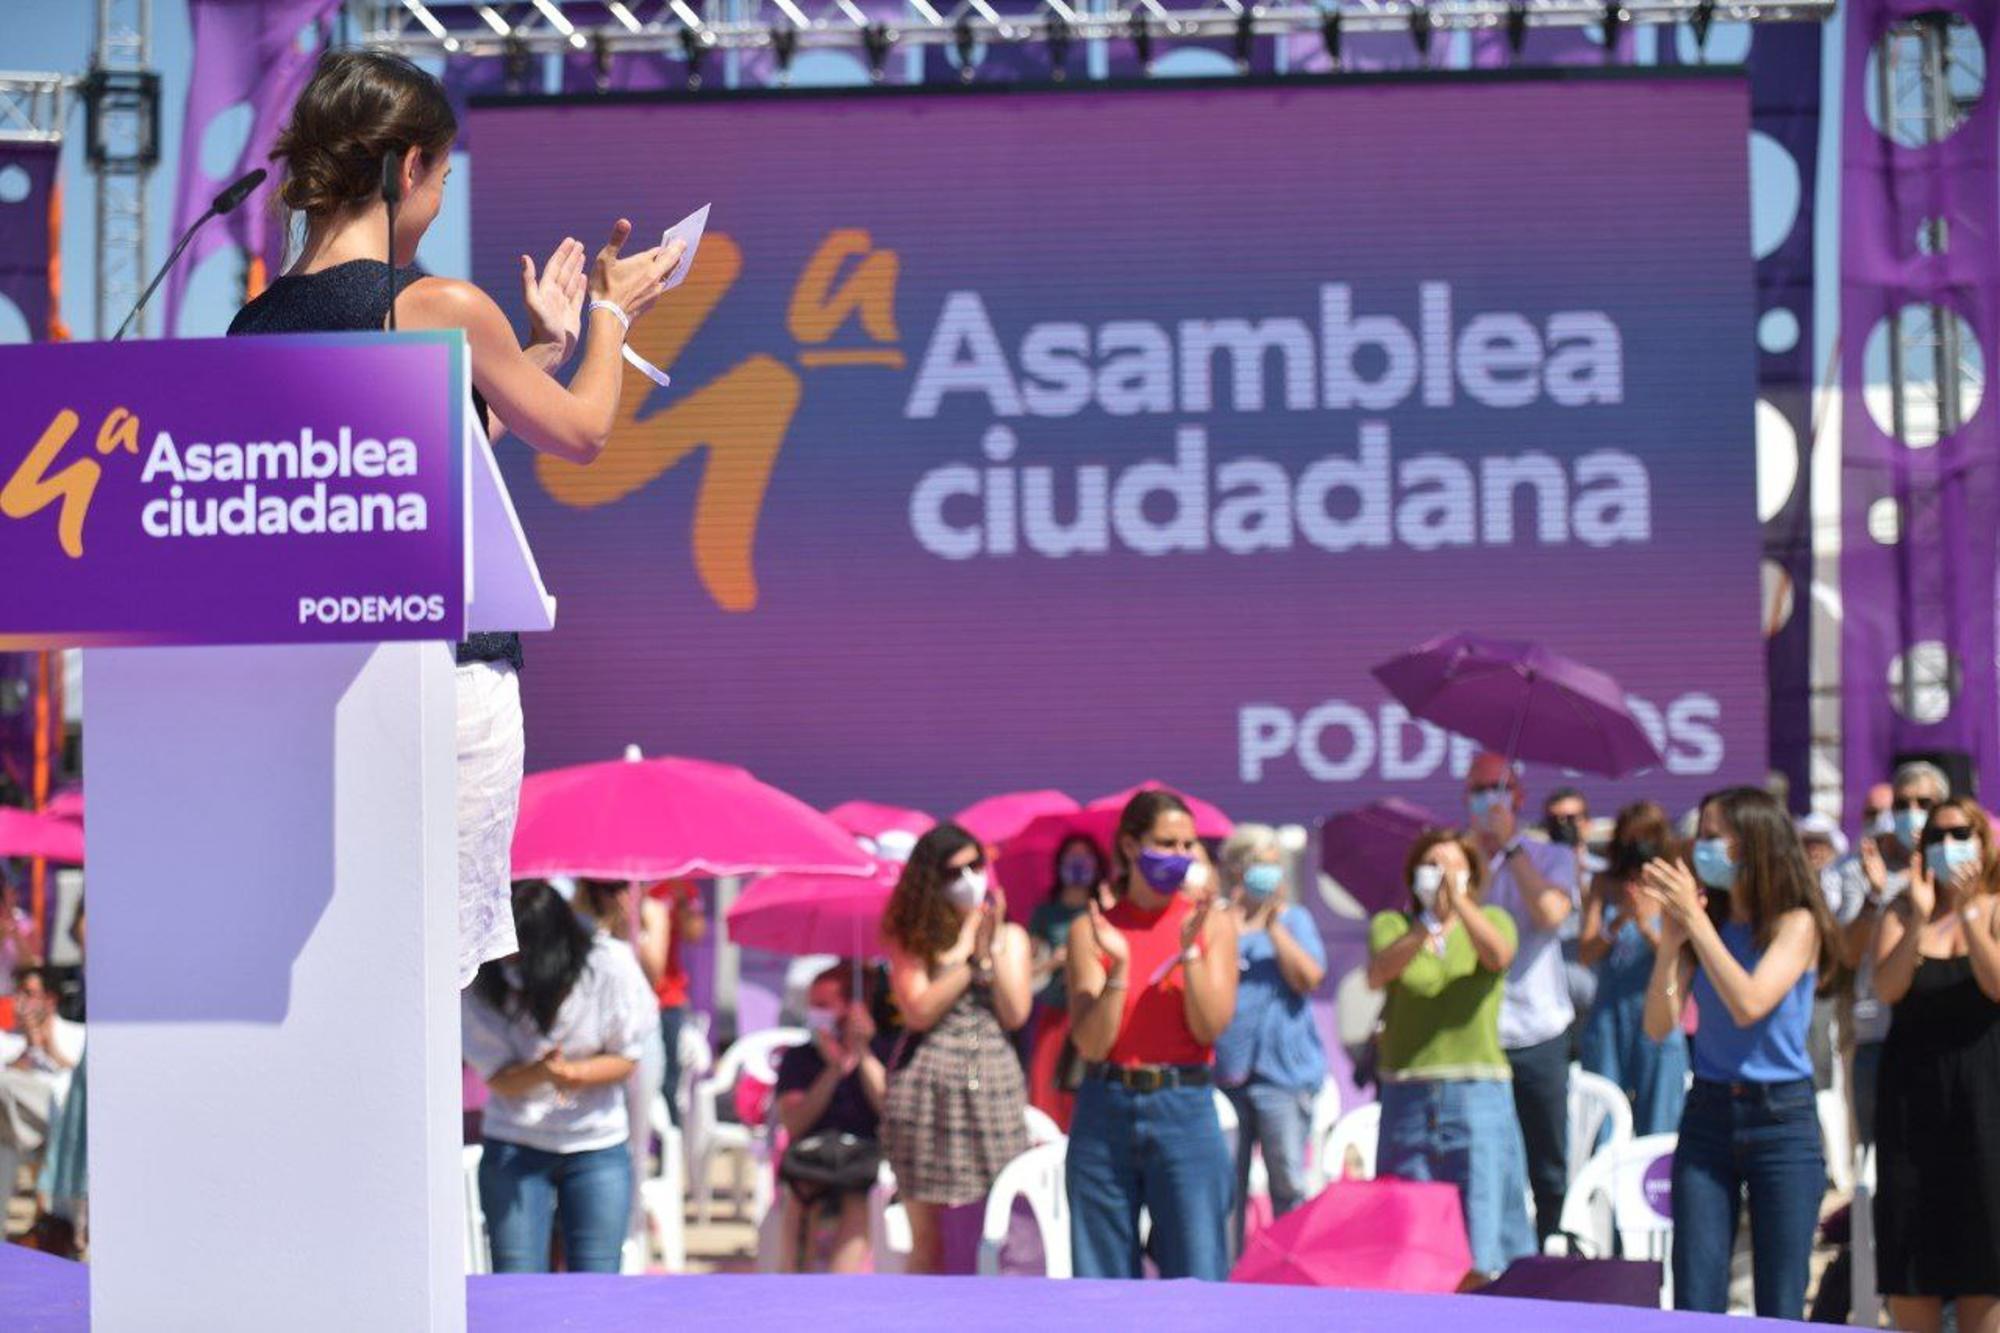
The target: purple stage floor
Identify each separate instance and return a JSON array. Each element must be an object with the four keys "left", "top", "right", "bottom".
[{"left": 1, "top": 1243, "right": 1786, "bottom": 1333}]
